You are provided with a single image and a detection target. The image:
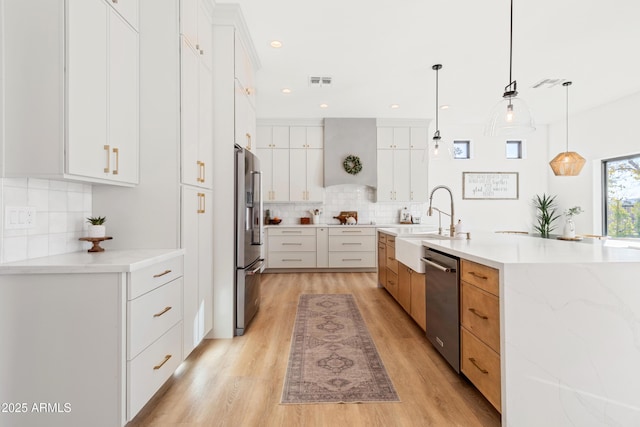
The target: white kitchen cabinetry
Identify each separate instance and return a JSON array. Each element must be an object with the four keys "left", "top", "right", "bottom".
[
  {"left": 328, "top": 227, "right": 376, "bottom": 268},
  {"left": 289, "top": 147, "right": 324, "bottom": 202},
  {"left": 256, "top": 125, "right": 290, "bottom": 149},
  {"left": 409, "top": 127, "right": 429, "bottom": 201},
  {"left": 235, "top": 31, "right": 256, "bottom": 107},
  {"left": 181, "top": 186, "right": 213, "bottom": 357},
  {"left": 2, "top": 0, "right": 139, "bottom": 186},
  {"left": 267, "top": 227, "right": 317, "bottom": 268},
  {"left": 289, "top": 126, "right": 323, "bottom": 149},
  {"left": 180, "top": 7, "right": 213, "bottom": 188},
  {"left": 377, "top": 147, "right": 411, "bottom": 201},
  {"left": 235, "top": 79, "right": 256, "bottom": 151},
  {"left": 180, "top": 0, "right": 212, "bottom": 70},
  {"left": 376, "top": 127, "right": 411, "bottom": 149},
  {"left": 0, "top": 250, "right": 184, "bottom": 427},
  {"left": 256, "top": 147, "right": 290, "bottom": 202}
]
